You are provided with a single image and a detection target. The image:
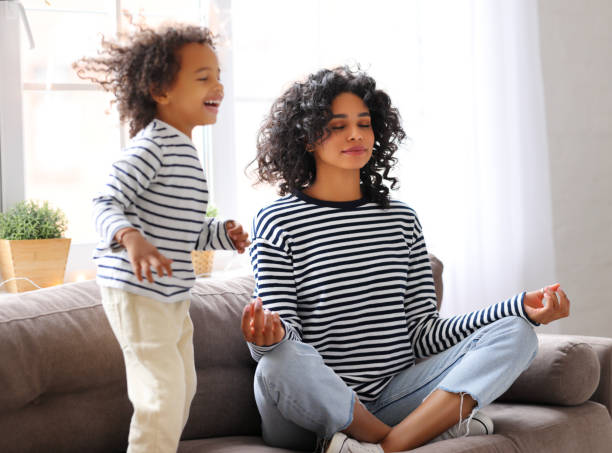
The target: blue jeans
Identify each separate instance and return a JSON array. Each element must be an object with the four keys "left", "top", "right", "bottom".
[{"left": 254, "top": 316, "right": 538, "bottom": 451}]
